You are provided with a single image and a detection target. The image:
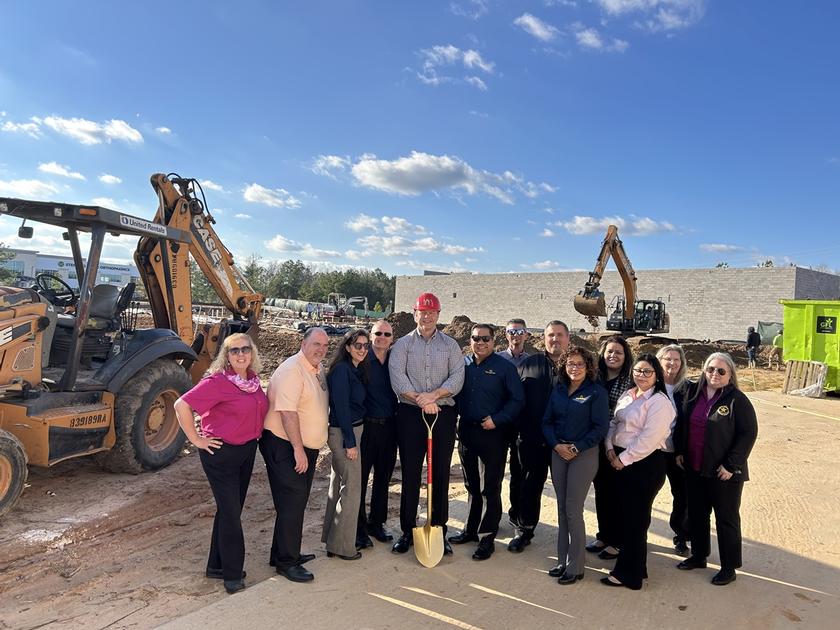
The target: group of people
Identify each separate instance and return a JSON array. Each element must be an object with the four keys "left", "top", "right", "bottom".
[{"left": 174, "top": 291, "right": 758, "bottom": 596}]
